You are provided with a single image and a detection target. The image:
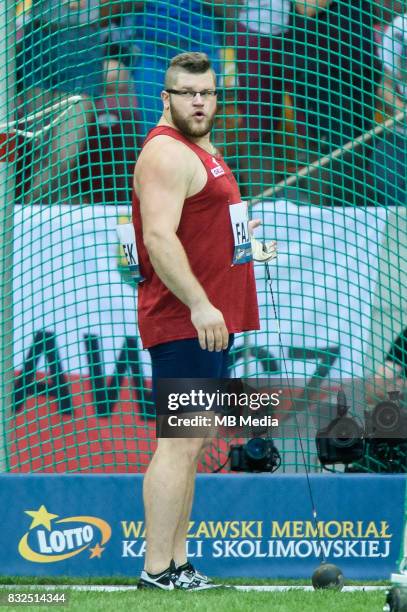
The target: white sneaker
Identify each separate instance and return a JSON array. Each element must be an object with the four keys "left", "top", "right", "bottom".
[
  {"left": 138, "top": 568, "right": 175, "bottom": 590},
  {"left": 171, "top": 562, "right": 222, "bottom": 591}
]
